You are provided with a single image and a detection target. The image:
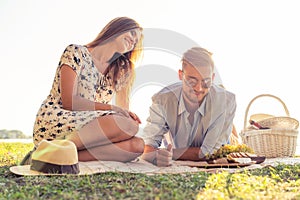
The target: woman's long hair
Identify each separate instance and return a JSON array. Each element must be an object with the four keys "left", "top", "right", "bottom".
[{"left": 86, "top": 17, "right": 144, "bottom": 98}]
